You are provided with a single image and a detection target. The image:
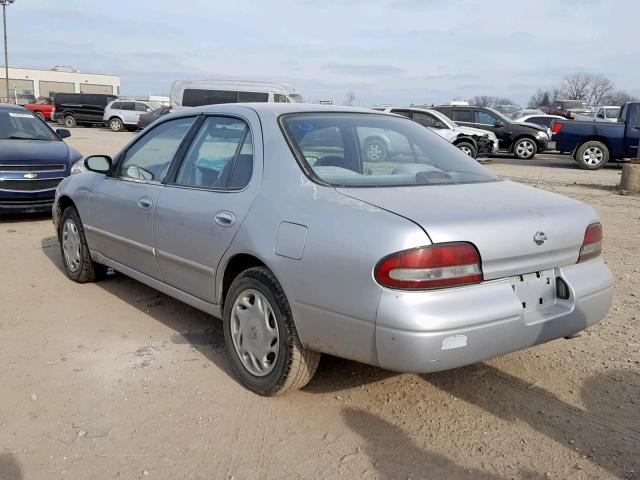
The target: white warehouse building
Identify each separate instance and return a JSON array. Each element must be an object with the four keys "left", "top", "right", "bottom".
[{"left": 0, "top": 65, "right": 120, "bottom": 99}]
